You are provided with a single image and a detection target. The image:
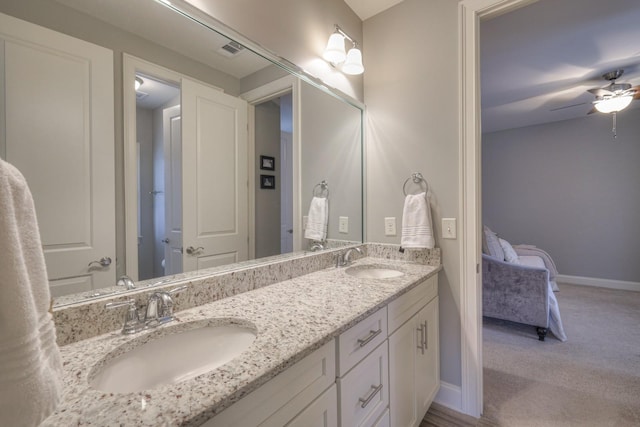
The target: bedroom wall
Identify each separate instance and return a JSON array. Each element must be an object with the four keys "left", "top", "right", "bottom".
[{"left": 482, "top": 109, "right": 640, "bottom": 284}]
